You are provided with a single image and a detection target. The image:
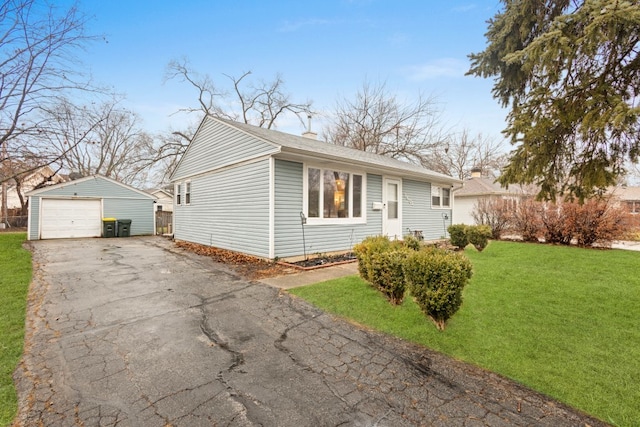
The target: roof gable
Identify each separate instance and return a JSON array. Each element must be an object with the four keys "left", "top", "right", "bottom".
[
  {"left": 171, "top": 117, "right": 280, "bottom": 181},
  {"left": 27, "top": 175, "right": 155, "bottom": 199}
]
